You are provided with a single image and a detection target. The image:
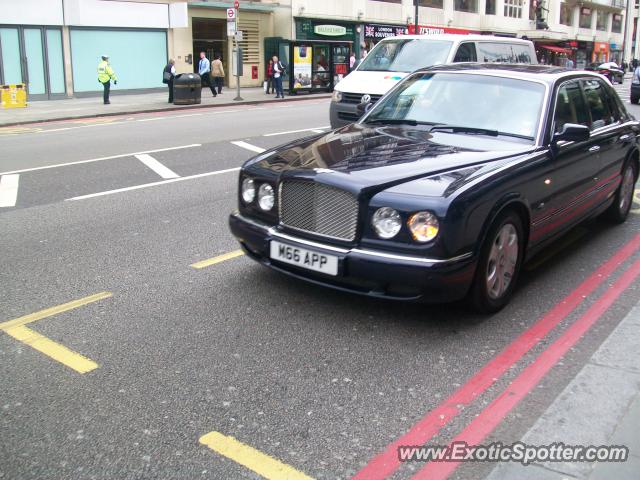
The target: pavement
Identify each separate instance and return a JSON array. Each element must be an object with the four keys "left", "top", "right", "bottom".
[
  {"left": 0, "top": 86, "right": 331, "bottom": 127},
  {"left": 486, "top": 303, "right": 640, "bottom": 480},
  {"left": 0, "top": 81, "right": 639, "bottom": 480}
]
